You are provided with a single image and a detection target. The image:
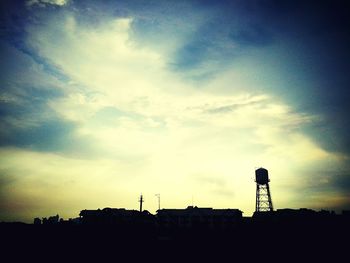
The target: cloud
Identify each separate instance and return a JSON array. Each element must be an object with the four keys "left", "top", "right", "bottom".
[
  {"left": 21, "top": 12, "right": 347, "bottom": 182},
  {"left": 229, "top": 24, "right": 273, "bottom": 47},
  {"left": 26, "top": 0, "right": 68, "bottom": 7},
  {"left": 0, "top": 40, "right": 77, "bottom": 154}
]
